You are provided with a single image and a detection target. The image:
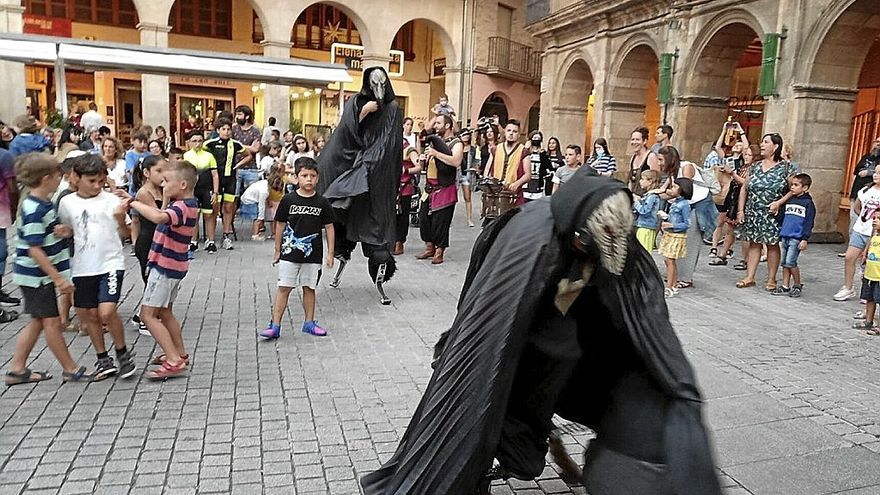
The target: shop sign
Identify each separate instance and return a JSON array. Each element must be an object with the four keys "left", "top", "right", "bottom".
[
  {"left": 170, "top": 76, "right": 235, "bottom": 87},
  {"left": 23, "top": 14, "right": 72, "bottom": 38},
  {"left": 433, "top": 58, "right": 446, "bottom": 78},
  {"left": 330, "top": 43, "right": 404, "bottom": 77}
]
